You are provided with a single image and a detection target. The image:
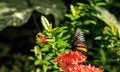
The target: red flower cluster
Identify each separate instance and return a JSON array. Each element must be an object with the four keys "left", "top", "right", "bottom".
[
  {"left": 54, "top": 51, "right": 87, "bottom": 67},
  {"left": 36, "top": 35, "right": 48, "bottom": 43},
  {"left": 54, "top": 51, "right": 104, "bottom": 72},
  {"left": 63, "top": 64, "right": 104, "bottom": 72}
]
